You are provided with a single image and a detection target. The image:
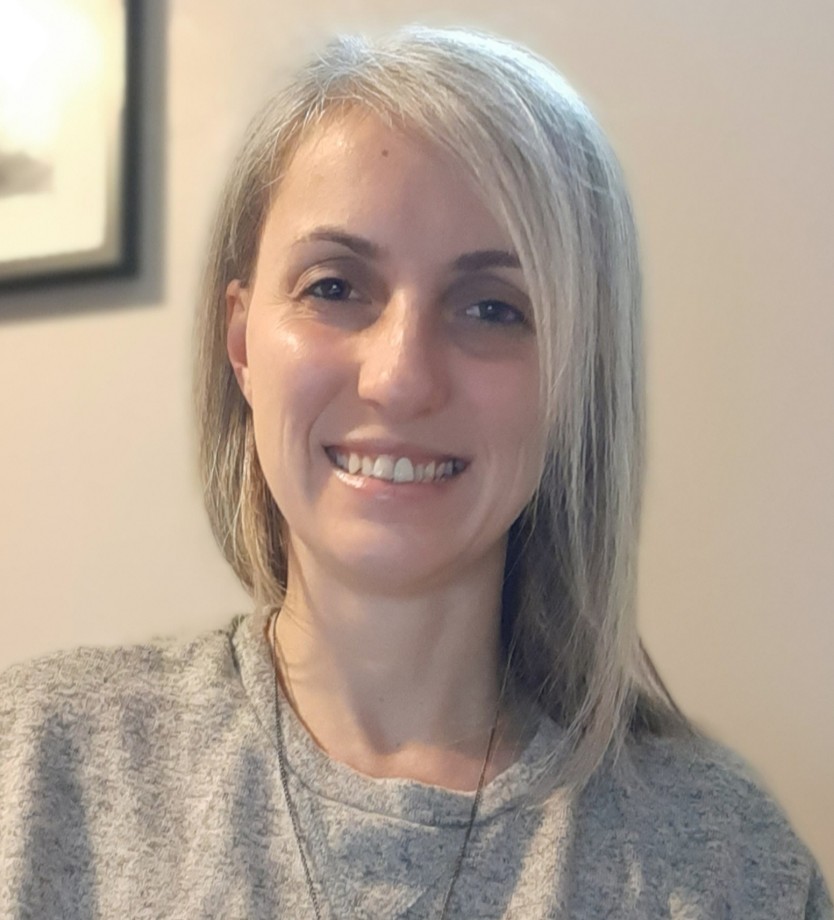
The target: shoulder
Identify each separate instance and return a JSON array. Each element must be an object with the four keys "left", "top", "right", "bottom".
[
  {"left": 0, "top": 615, "right": 246, "bottom": 747},
  {"left": 616, "top": 732, "right": 804, "bottom": 842},
  {"left": 578, "top": 731, "right": 832, "bottom": 916}
]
